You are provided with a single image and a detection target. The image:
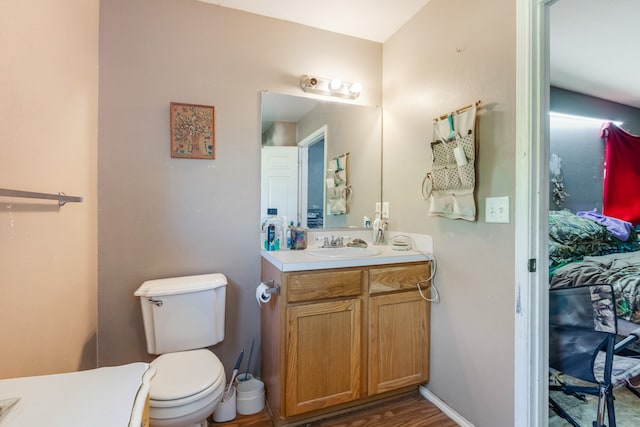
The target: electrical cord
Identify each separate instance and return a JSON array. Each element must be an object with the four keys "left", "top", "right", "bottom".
[{"left": 391, "top": 234, "right": 440, "bottom": 303}]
